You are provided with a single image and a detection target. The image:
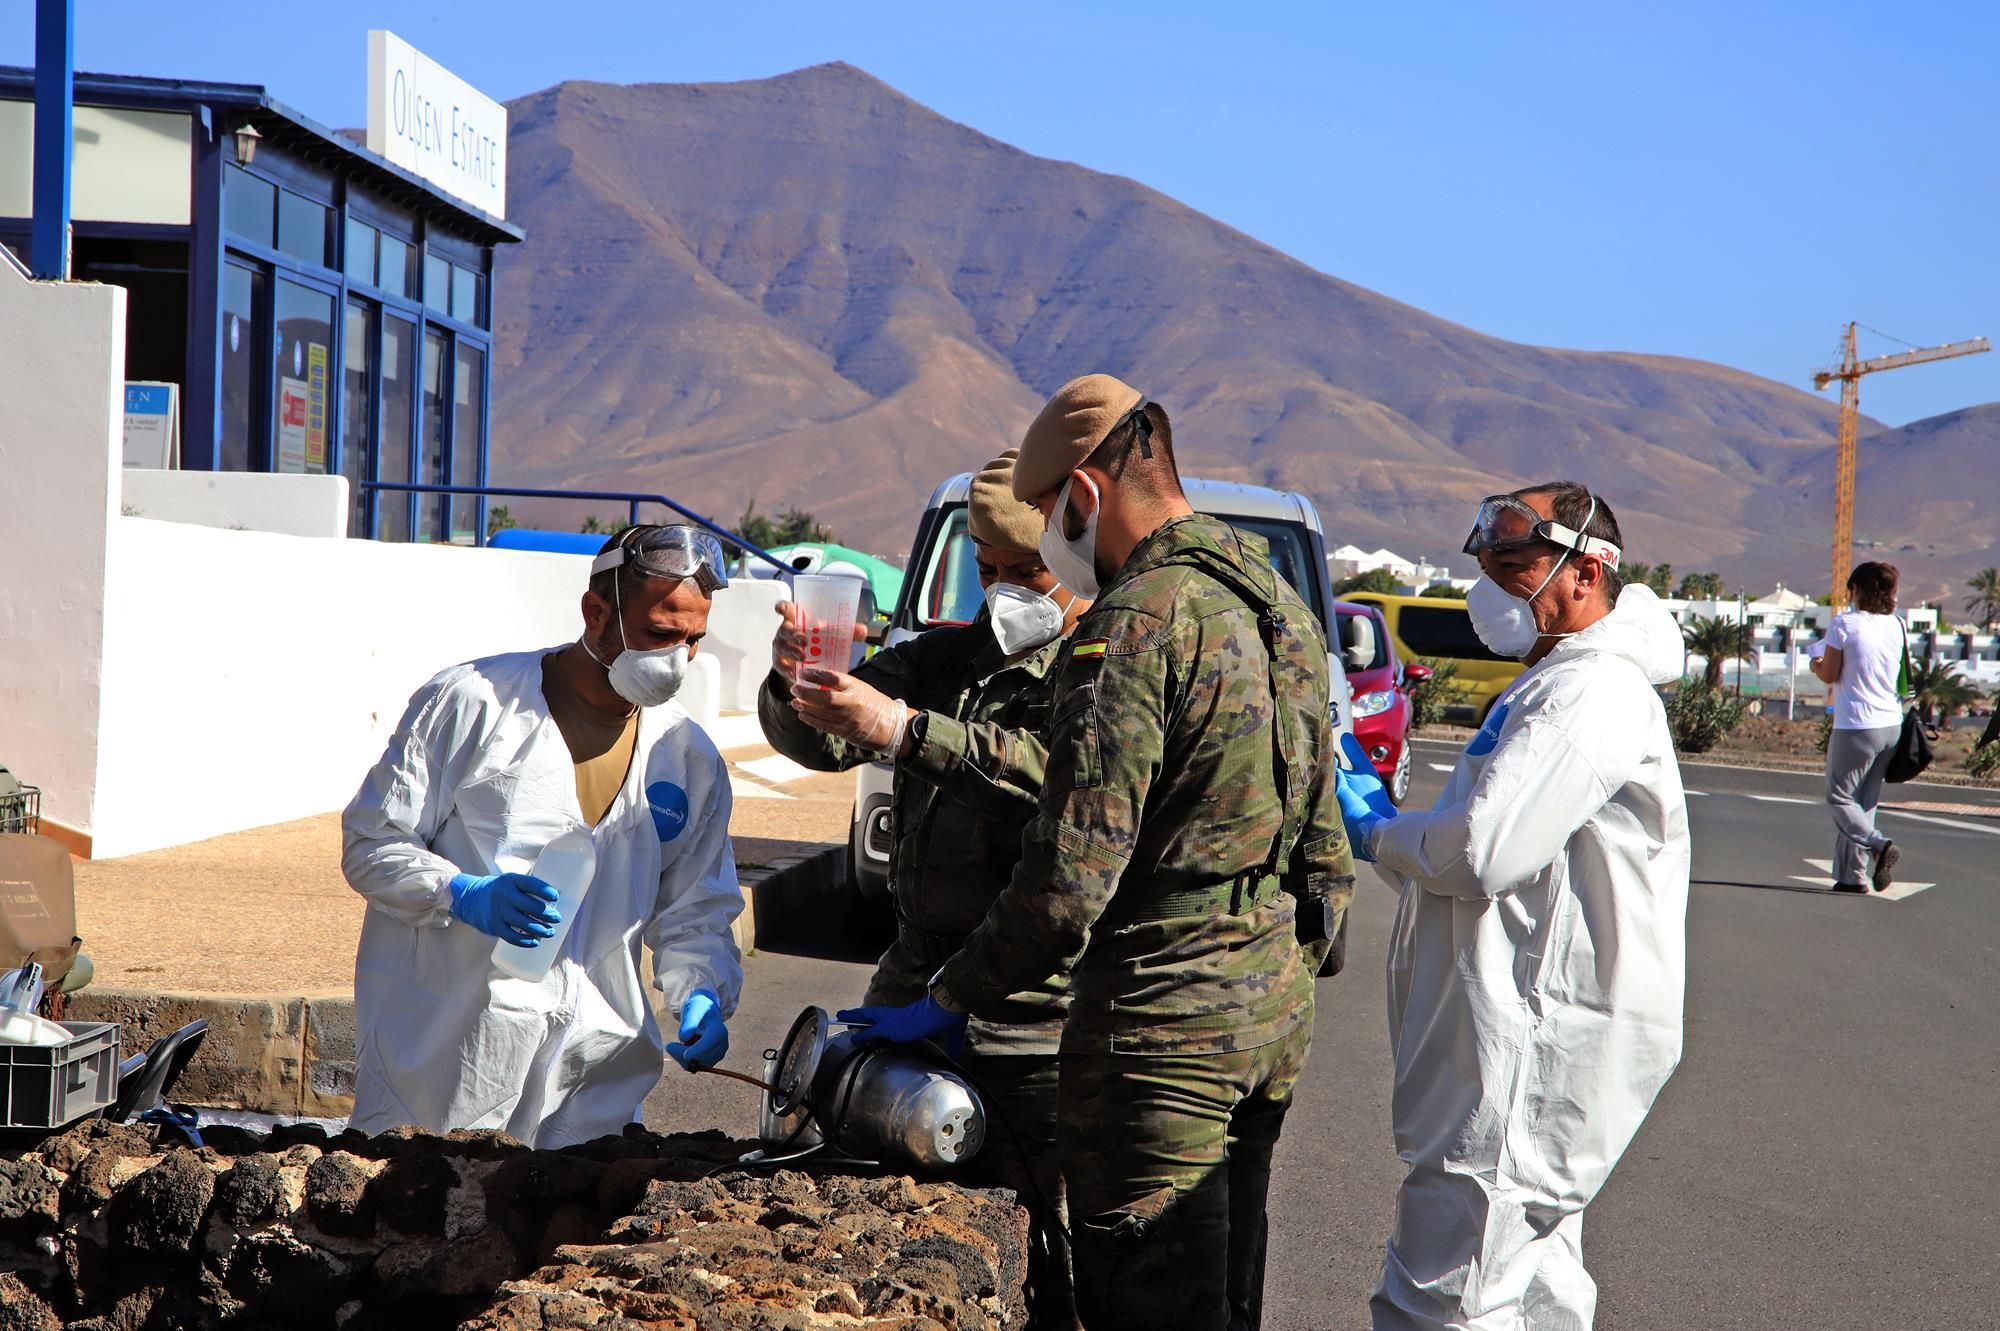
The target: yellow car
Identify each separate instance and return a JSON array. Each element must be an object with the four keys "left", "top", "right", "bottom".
[{"left": 1343, "top": 592, "right": 1525, "bottom": 726}]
